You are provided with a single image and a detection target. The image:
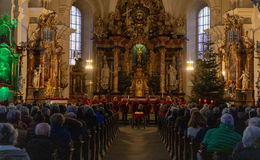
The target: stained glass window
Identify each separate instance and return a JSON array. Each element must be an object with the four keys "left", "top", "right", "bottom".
[
  {"left": 198, "top": 6, "right": 210, "bottom": 59},
  {"left": 70, "top": 6, "right": 82, "bottom": 65}
]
